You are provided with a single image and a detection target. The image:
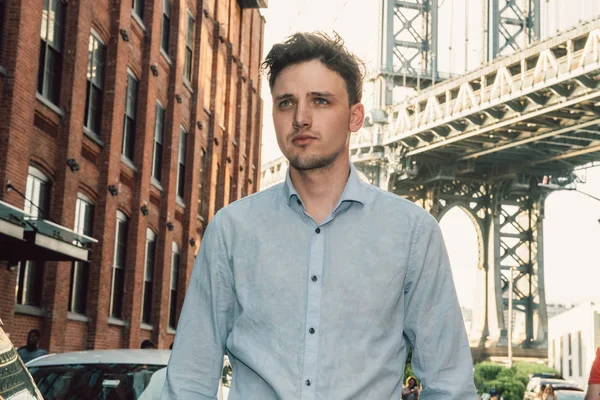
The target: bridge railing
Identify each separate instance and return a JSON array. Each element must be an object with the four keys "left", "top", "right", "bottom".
[
  {"left": 260, "top": 157, "right": 289, "bottom": 190},
  {"left": 374, "top": 18, "right": 600, "bottom": 146}
]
